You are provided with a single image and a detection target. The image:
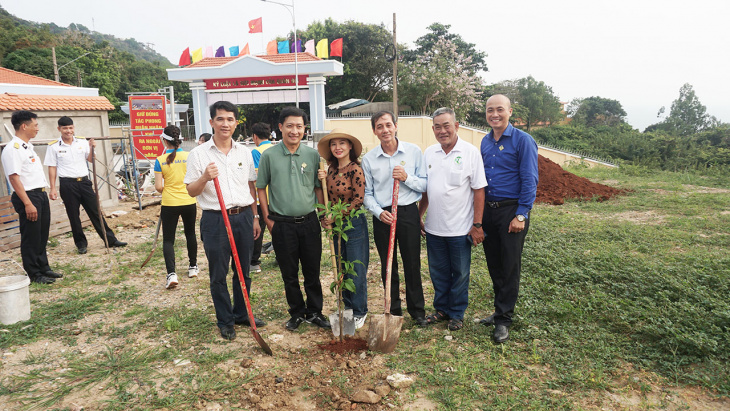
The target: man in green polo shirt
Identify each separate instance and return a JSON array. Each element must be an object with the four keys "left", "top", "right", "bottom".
[{"left": 257, "top": 106, "right": 330, "bottom": 331}]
